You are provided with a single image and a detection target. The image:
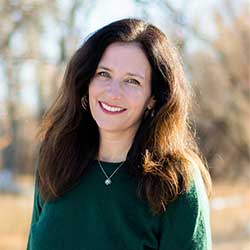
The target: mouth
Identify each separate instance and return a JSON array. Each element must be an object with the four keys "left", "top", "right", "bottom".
[{"left": 98, "top": 101, "right": 127, "bottom": 114}]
